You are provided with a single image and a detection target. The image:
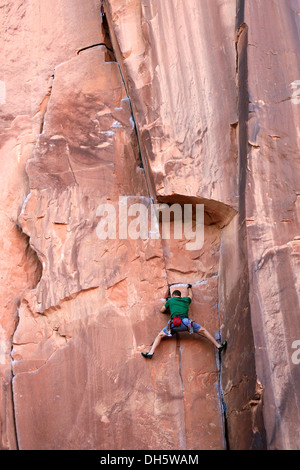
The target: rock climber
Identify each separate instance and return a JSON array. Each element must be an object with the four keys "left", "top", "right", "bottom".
[{"left": 141, "top": 284, "right": 227, "bottom": 359}]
